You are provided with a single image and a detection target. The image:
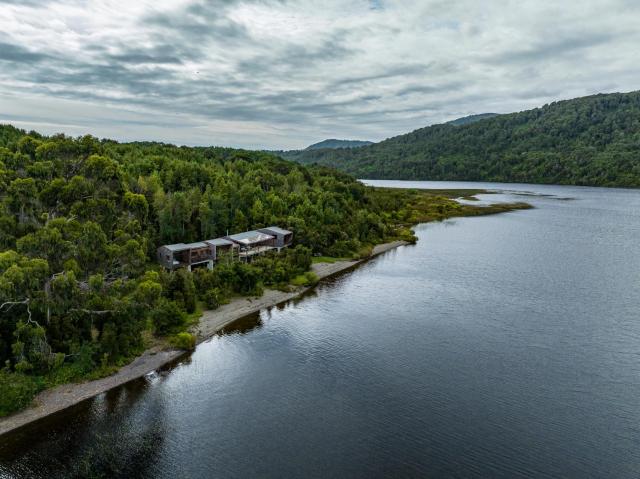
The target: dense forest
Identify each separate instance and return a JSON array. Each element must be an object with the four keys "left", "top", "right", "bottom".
[
  {"left": 283, "top": 91, "right": 640, "bottom": 187},
  {"left": 0, "top": 124, "right": 418, "bottom": 415}
]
